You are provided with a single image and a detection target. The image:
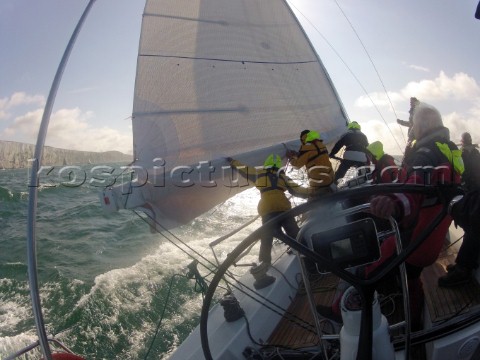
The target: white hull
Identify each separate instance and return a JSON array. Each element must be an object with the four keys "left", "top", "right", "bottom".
[{"left": 170, "top": 249, "right": 300, "bottom": 359}]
